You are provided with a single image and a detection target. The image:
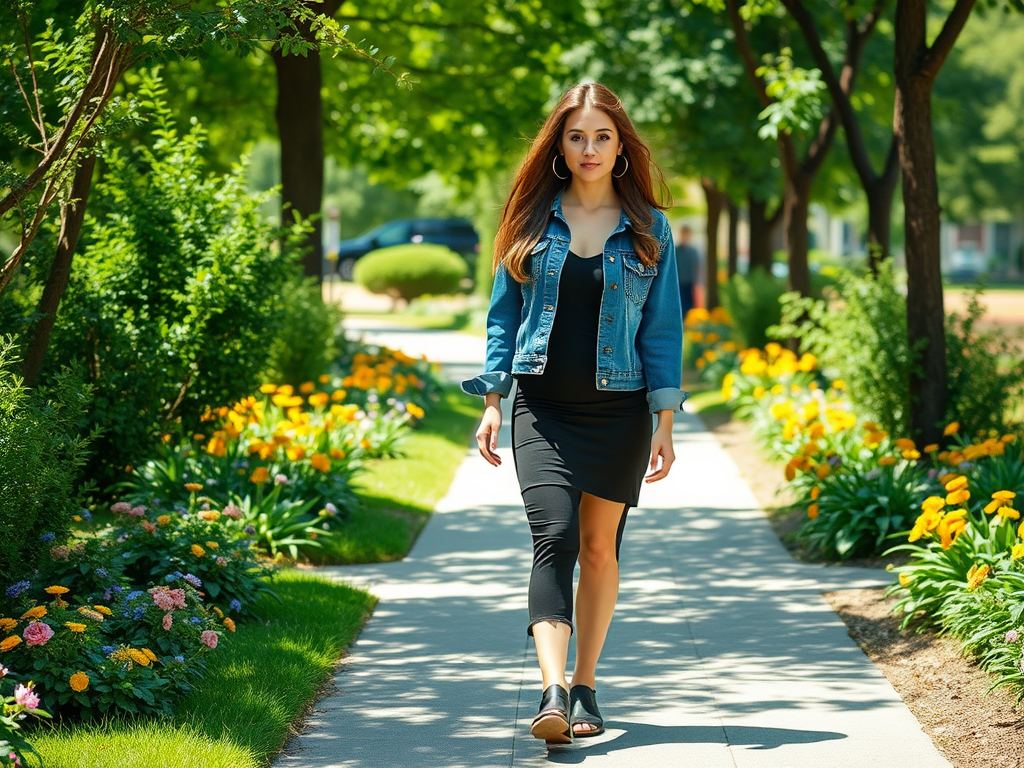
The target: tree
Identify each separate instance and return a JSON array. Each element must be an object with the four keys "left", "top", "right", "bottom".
[{"left": 779, "top": 0, "right": 900, "bottom": 268}]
